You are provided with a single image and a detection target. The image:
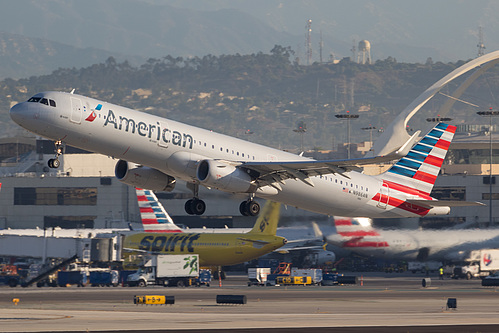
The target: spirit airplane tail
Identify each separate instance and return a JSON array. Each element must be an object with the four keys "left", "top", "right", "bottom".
[
  {"left": 136, "top": 188, "right": 183, "bottom": 232},
  {"left": 247, "top": 201, "right": 281, "bottom": 236}
]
